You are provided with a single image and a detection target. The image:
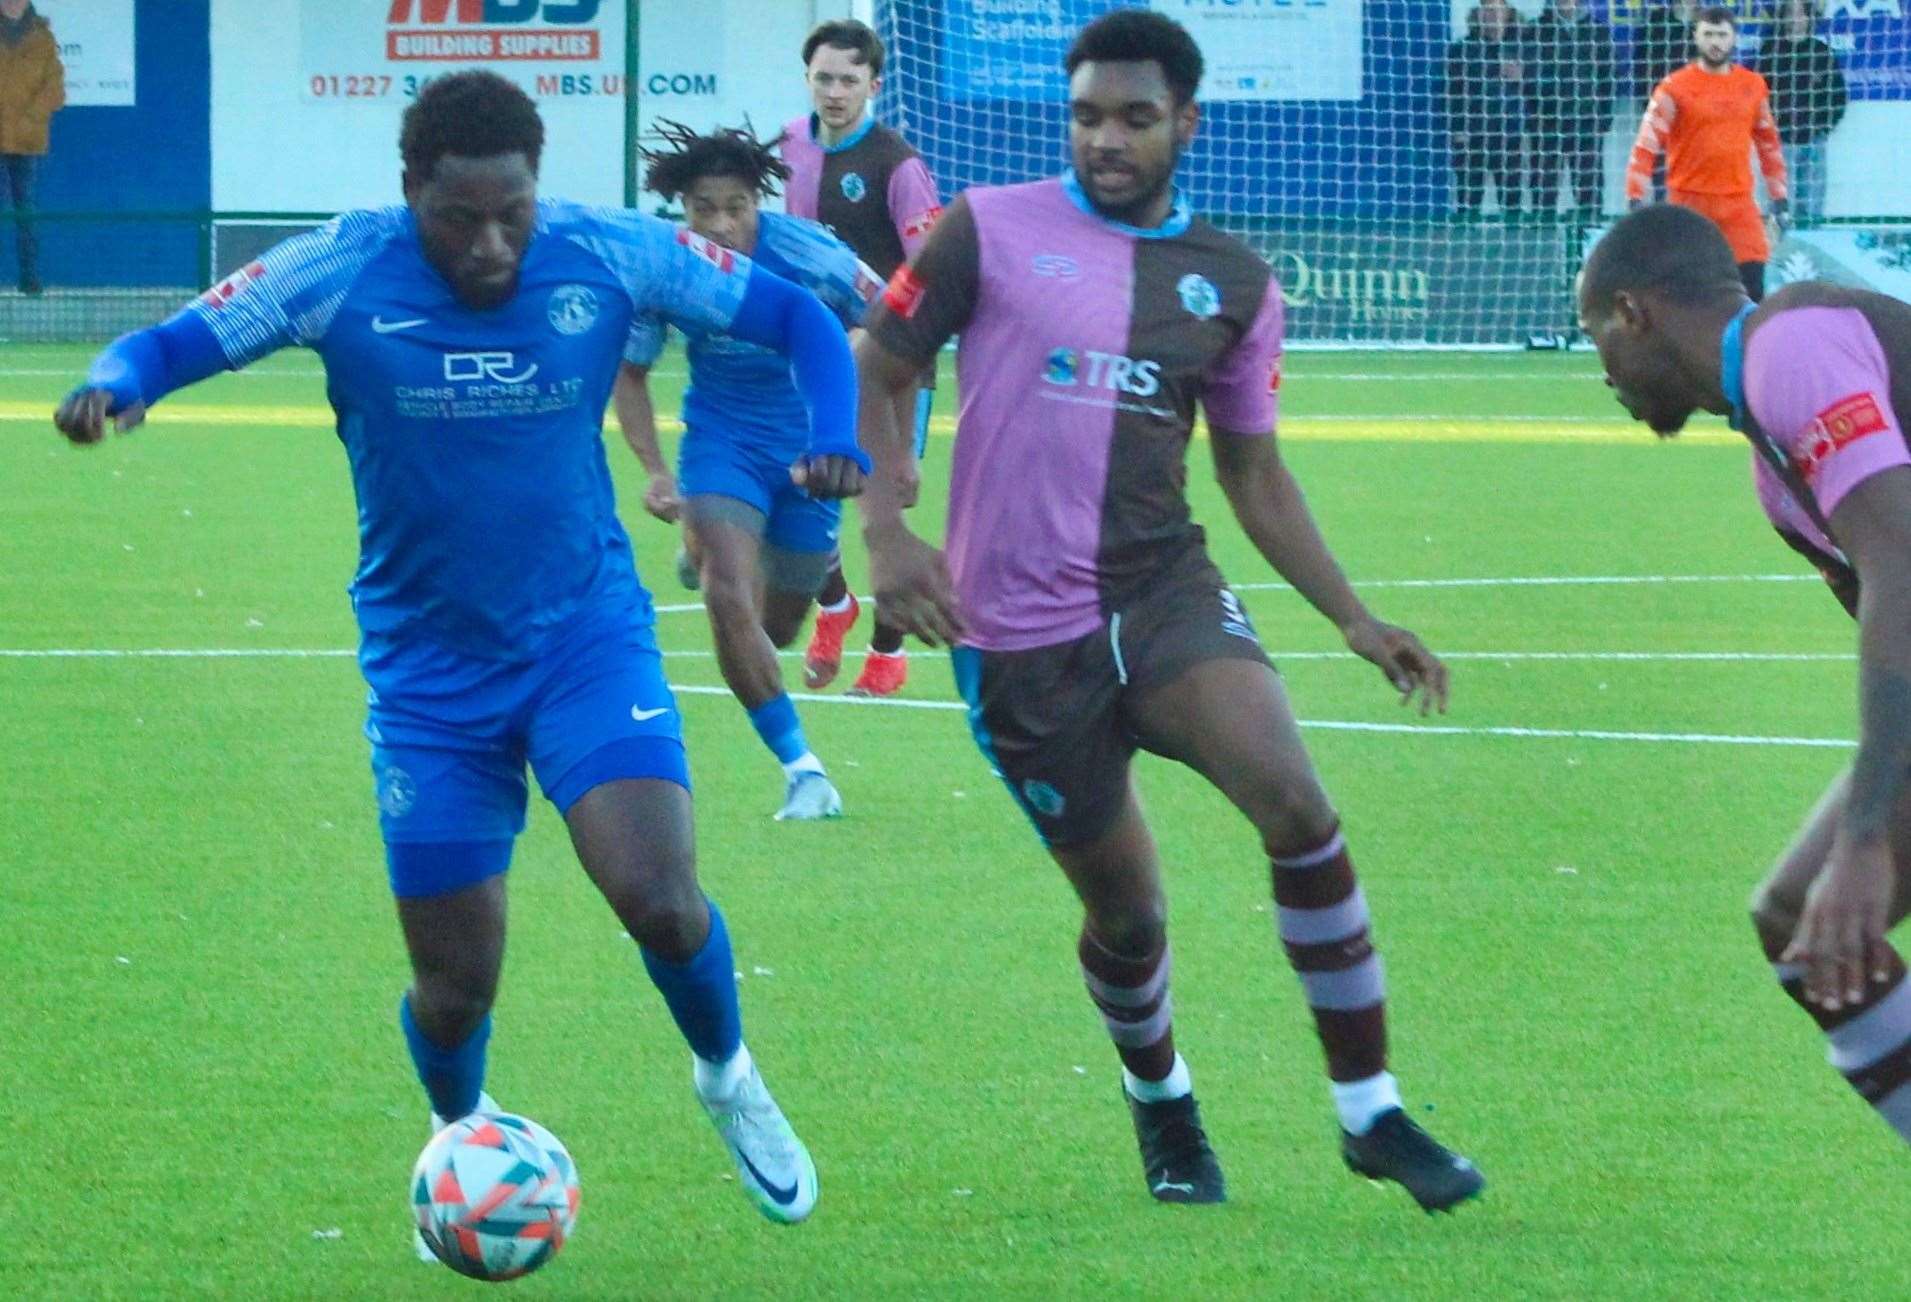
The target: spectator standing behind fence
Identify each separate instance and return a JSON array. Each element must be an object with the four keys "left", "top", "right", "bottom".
[
  {"left": 1626, "top": 7, "right": 1789, "bottom": 301},
  {"left": 1522, "top": 0, "right": 1616, "bottom": 215},
  {"left": 1761, "top": 0, "right": 1847, "bottom": 224},
  {"left": 1446, "top": 0, "right": 1527, "bottom": 214},
  {"left": 1633, "top": 0, "right": 1699, "bottom": 91},
  {"left": 0, "top": 0, "right": 63, "bottom": 296}
]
